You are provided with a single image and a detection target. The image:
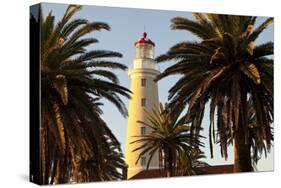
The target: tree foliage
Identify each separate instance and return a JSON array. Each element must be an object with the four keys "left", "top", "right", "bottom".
[
  {"left": 131, "top": 103, "right": 207, "bottom": 177},
  {"left": 156, "top": 14, "right": 273, "bottom": 171},
  {"left": 40, "top": 5, "right": 130, "bottom": 184}
]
